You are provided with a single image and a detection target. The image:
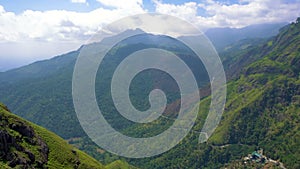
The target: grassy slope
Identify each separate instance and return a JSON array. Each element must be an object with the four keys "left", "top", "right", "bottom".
[
  {"left": 106, "top": 160, "right": 138, "bottom": 169},
  {"left": 0, "top": 103, "right": 138, "bottom": 169},
  {"left": 33, "top": 126, "right": 104, "bottom": 169},
  {"left": 204, "top": 20, "right": 300, "bottom": 168},
  {"left": 0, "top": 103, "right": 105, "bottom": 169}
]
